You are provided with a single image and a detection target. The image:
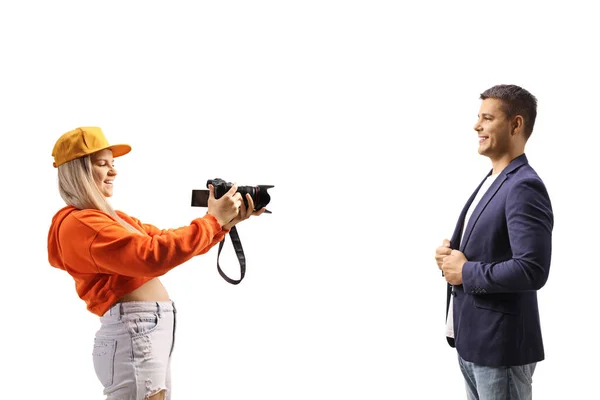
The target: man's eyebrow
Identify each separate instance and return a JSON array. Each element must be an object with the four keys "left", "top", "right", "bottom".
[{"left": 478, "top": 113, "right": 494, "bottom": 118}]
